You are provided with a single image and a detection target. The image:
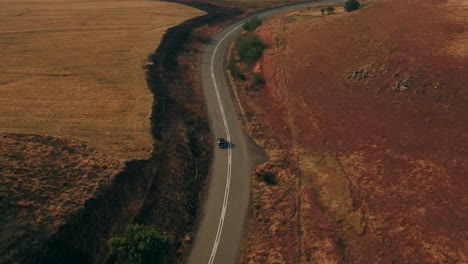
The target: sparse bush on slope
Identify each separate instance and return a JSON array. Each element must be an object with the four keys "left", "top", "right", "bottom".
[
  {"left": 251, "top": 72, "right": 265, "bottom": 90},
  {"left": 110, "top": 224, "right": 171, "bottom": 264},
  {"left": 227, "top": 60, "right": 246, "bottom": 80},
  {"left": 243, "top": 16, "right": 262, "bottom": 31},
  {"left": 344, "top": 0, "right": 360, "bottom": 12},
  {"left": 236, "top": 34, "right": 265, "bottom": 65}
]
